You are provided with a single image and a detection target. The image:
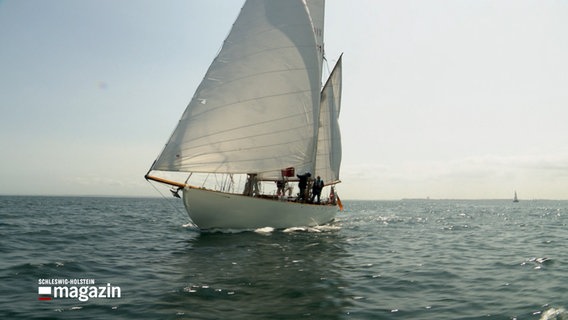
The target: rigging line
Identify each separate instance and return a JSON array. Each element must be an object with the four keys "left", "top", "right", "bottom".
[
  {"left": 202, "top": 173, "right": 211, "bottom": 188},
  {"left": 146, "top": 180, "right": 199, "bottom": 229}
]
